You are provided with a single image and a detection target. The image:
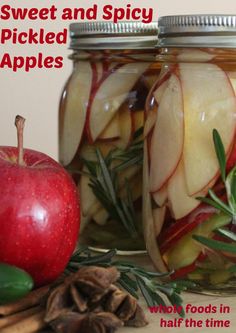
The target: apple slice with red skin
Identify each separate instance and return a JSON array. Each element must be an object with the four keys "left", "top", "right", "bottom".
[
  {"left": 145, "top": 67, "right": 171, "bottom": 116},
  {"left": 149, "top": 73, "right": 184, "bottom": 193},
  {"left": 87, "top": 62, "right": 149, "bottom": 142},
  {"left": 143, "top": 107, "right": 157, "bottom": 139},
  {"left": 179, "top": 63, "right": 236, "bottom": 196},
  {"left": 85, "top": 63, "right": 122, "bottom": 143},
  {"left": 143, "top": 141, "right": 167, "bottom": 272},
  {"left": 153, "top": 78, "right": 169, "bottom": 104},
  {"left": 59, "top": 61, "right": 93, "bottom": 166},
  {"left": 170, "top": 252, "right": 207, "bottom": 280},
  {"left": 164, "top": 213, "right": 231, "bottom": 270},
  {"left": 159, "top": 205, "right": 217, "bottom": 255},
  {"left": 144, "top": 69, "right": 171, "bottom": 139},
  {"left": 171, "top": 261, "right": 197, "bottom": 280},
  {"left": 167, "top": 160, "right": 203, "bottom": 219},
  {"left": 0, "top": 117, "right": 80, "bottom": 286}
]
